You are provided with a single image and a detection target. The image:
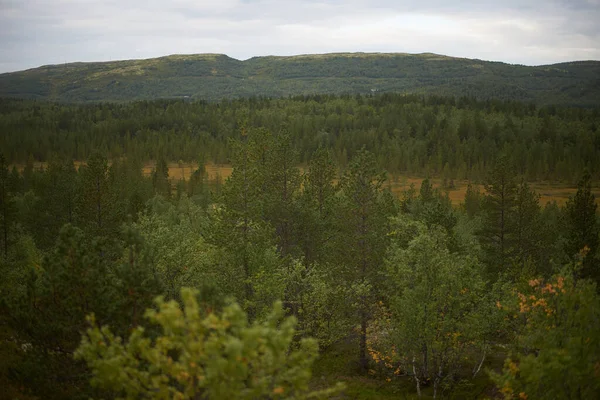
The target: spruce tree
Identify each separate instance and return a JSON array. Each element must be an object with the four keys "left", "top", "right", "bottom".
[
  {"left": 298, "top": 147, "right": 337, "bottom": 267},
  {"left": 152, "top": 154, "right": 171, "bottom": 198},
  {"left": 480, "top": 156, "right": 517, "bottom": 277},
  {"left": 565, "top": 171, "right": 598, "bottom": 283},
  {"left": 76, "top": 153, "right": 116, "bottom": 237},
  {"left": 513, "top": 180, "right": 541, "bottom": 274},
  {"left": 335, "top": 148, "right": 392, "bottom": 372},
  {"left": 463, "top": 182, "right": 482, "bottom": 218}
]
